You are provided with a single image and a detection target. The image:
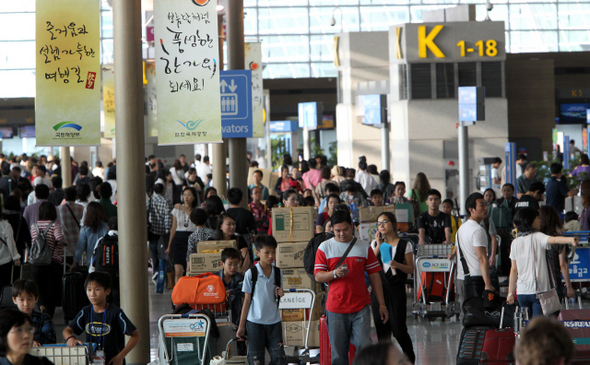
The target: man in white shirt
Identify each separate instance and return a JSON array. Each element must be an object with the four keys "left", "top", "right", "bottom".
[
  {"left": 197, "top": 155, "right": 212, "bottom": 181},
  {"left": 355, "top": 158, "right": 376, "bottom": 196},
  {"left": 32, "top": 165, "right": 53, "bottom": 189},
  {"left": 454, "top": 192, "right": 495, "bottom": 303}
]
